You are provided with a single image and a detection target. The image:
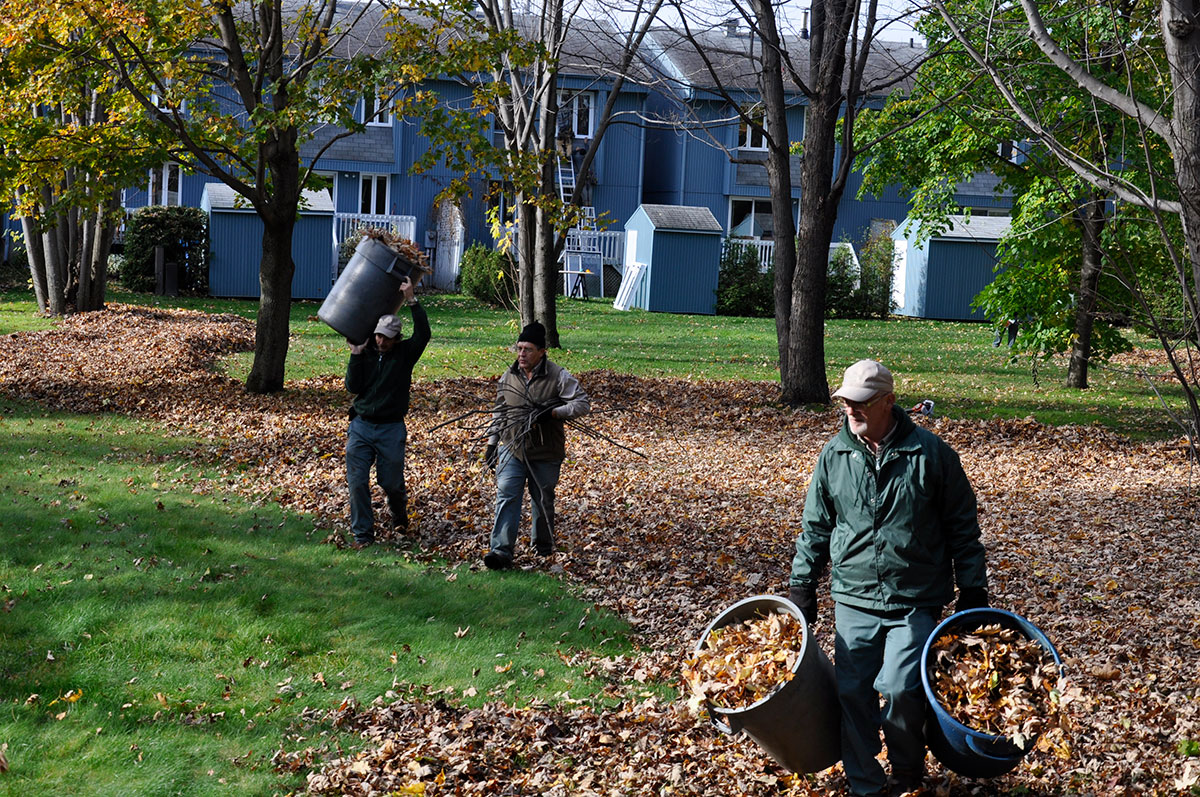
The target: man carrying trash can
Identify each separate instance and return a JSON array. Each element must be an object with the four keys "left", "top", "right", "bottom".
[
  {"left": 789, "top": 359, "right": 989, "bottom": 797},
  {"left": 344, "top": 276, "right": 429, "bottom": 548}
]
